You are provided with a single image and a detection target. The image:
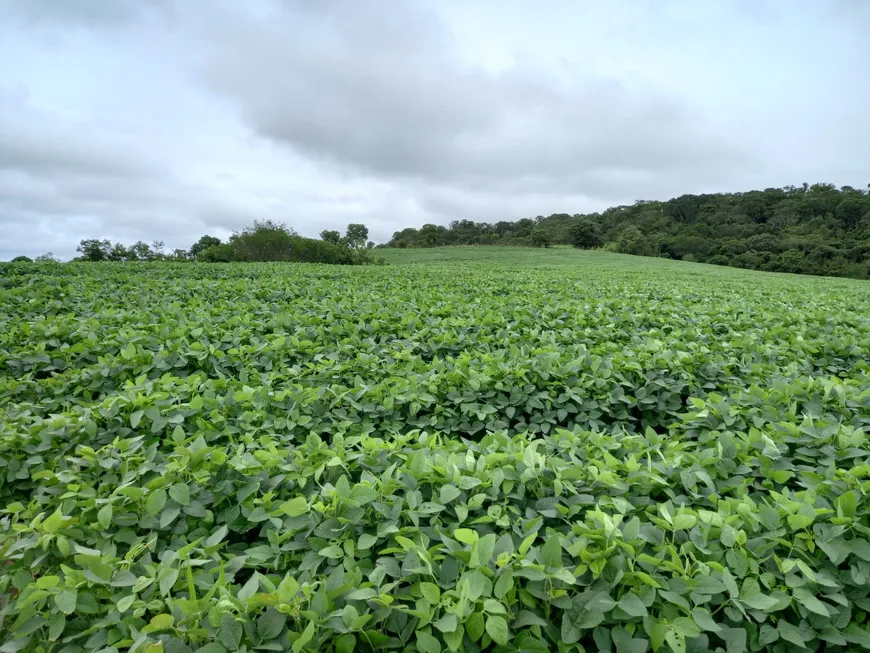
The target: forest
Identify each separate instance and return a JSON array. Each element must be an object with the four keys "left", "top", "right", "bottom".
[{"left": 386, "top": 183, "right": 870, "bottom": 279}]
